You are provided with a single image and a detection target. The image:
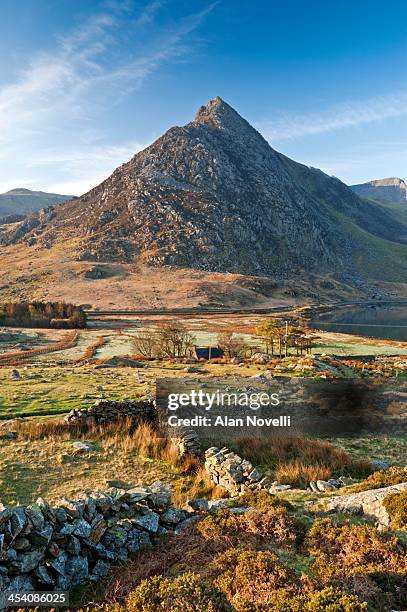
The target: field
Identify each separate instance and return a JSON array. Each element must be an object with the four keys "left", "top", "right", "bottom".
[
  {"left": 0, "top": 309, "right": 406, "bottom": 420},
  {"left": 0, "top": 312, "right": 406, "bottom": 610}
]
